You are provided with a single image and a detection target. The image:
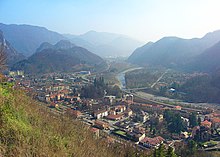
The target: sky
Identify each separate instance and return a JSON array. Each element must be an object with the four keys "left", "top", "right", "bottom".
[{"left": 0, "top": 0, "right": 220, "bottom": 42}]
